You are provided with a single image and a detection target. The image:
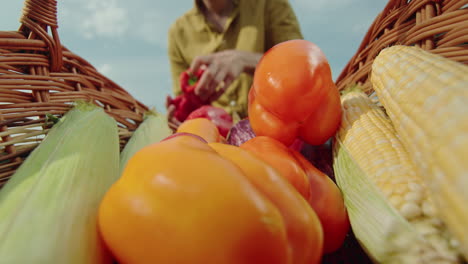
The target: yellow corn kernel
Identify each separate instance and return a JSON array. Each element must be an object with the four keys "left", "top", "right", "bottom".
[
  {"left": 335, "top": 89, "right": 461, "bottom": 263},
  {"left": 371, "top": 45, "right": 468, "bottom": 258}
]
